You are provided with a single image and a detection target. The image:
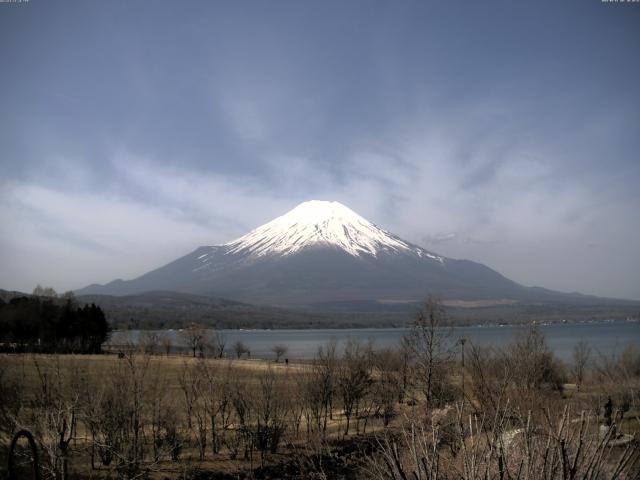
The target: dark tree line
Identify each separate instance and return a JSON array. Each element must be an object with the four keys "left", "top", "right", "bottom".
[{"left": 0, "top": 295, "right": 109, "bottom": 353}]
